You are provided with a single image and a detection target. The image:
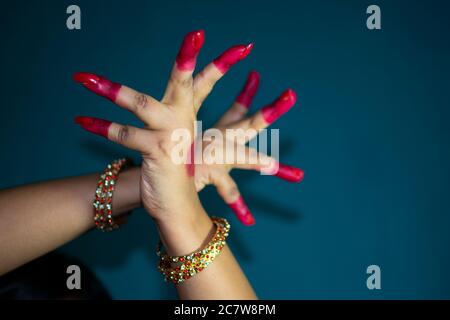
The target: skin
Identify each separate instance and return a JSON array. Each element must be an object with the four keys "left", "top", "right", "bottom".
[
  {"left": 74, "top": 30, "right": 258, "bottom": 299},
  {"left": 0, "top": 30, "right": 304, "bottom": 299},
  {"left": 0, "top": 168, "right": 141, "bottom": 275},
  {"left": 0, "top": 70, "right": 302, "bottom": 276}
]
